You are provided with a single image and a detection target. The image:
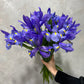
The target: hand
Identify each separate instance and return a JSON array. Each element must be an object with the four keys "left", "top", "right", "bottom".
[{"left": 41, "top": 55, "right": 58, "bottom": 77}]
